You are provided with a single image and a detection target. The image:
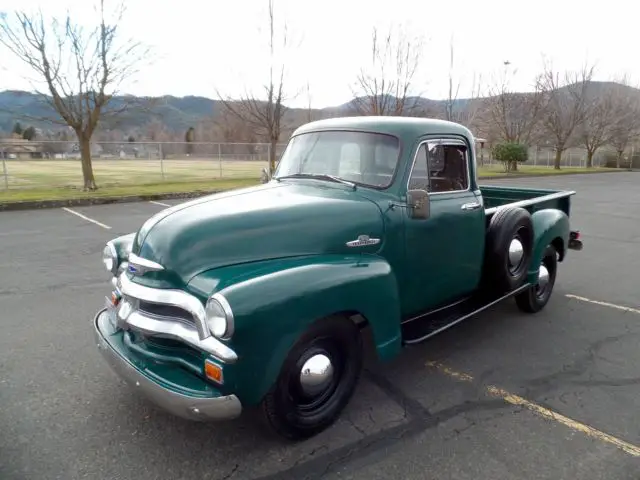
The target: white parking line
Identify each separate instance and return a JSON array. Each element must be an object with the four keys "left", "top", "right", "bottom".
[
  {"left": 565, "top": 294, "right": 640, "bottom": 315},
  {"left": 149, "top": 200, "right": 171, "bottom": 207},
  {"left": 62, "top": 207, "right": 111, "bottom": 230}
]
